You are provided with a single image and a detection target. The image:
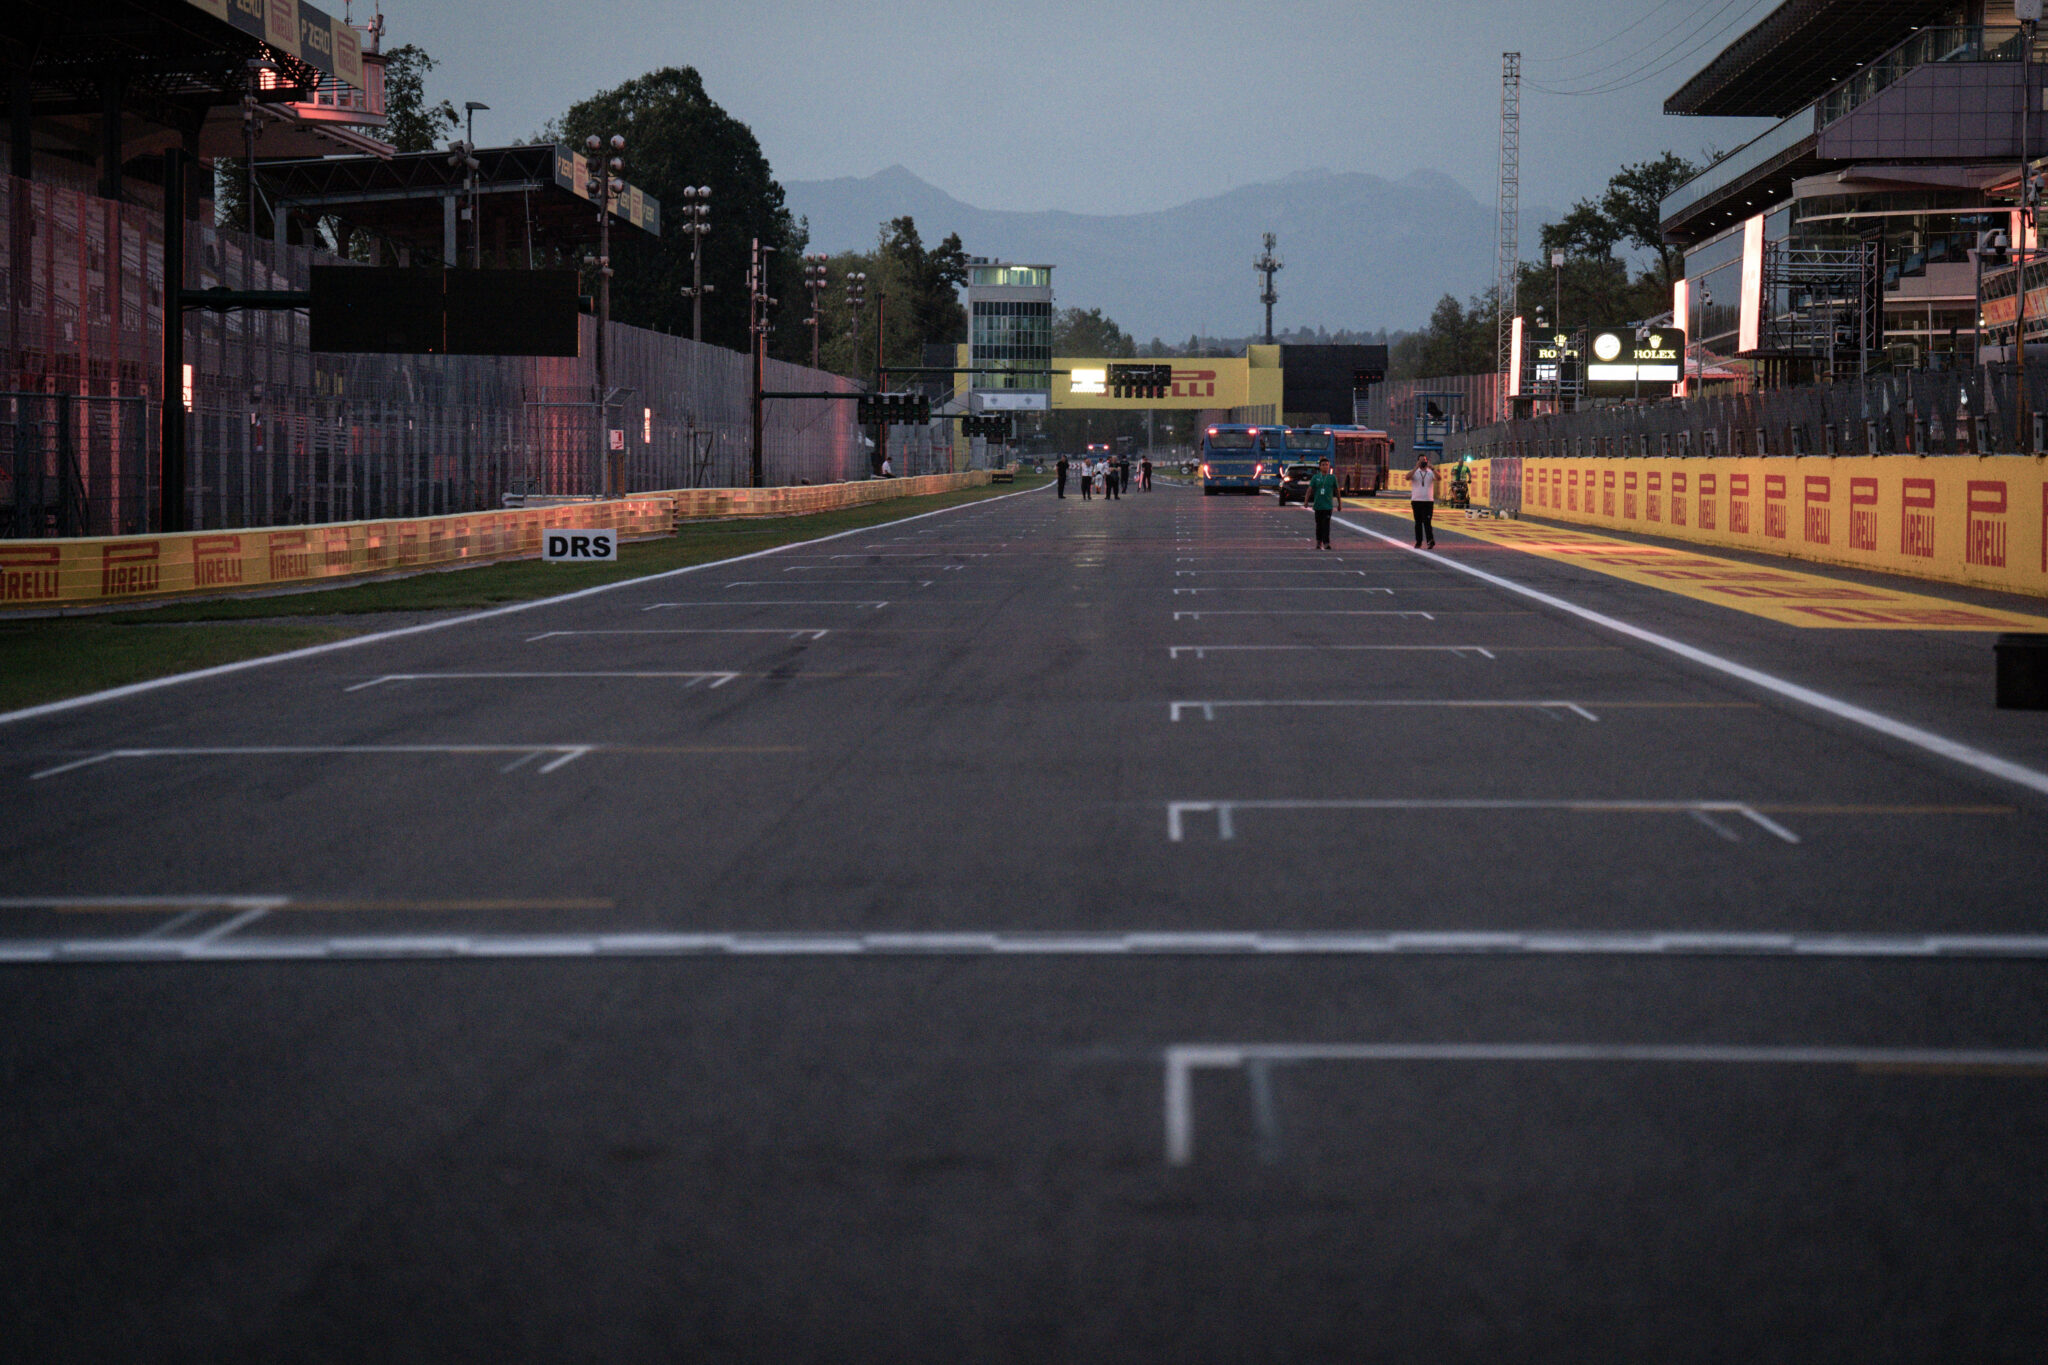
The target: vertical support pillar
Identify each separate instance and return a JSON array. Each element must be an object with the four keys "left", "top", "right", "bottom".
[
  {"left": 442, "top": 194, "right": 456, "bottom": 264},
  {"left": 99, "top": 70, "right": 125, "bottom": 201},
  {"left": 160, "top": 149, "right": 186, "bottom": 533},
  {"left": 11, "top": 69, "right": 31, "bottom": 180}
]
